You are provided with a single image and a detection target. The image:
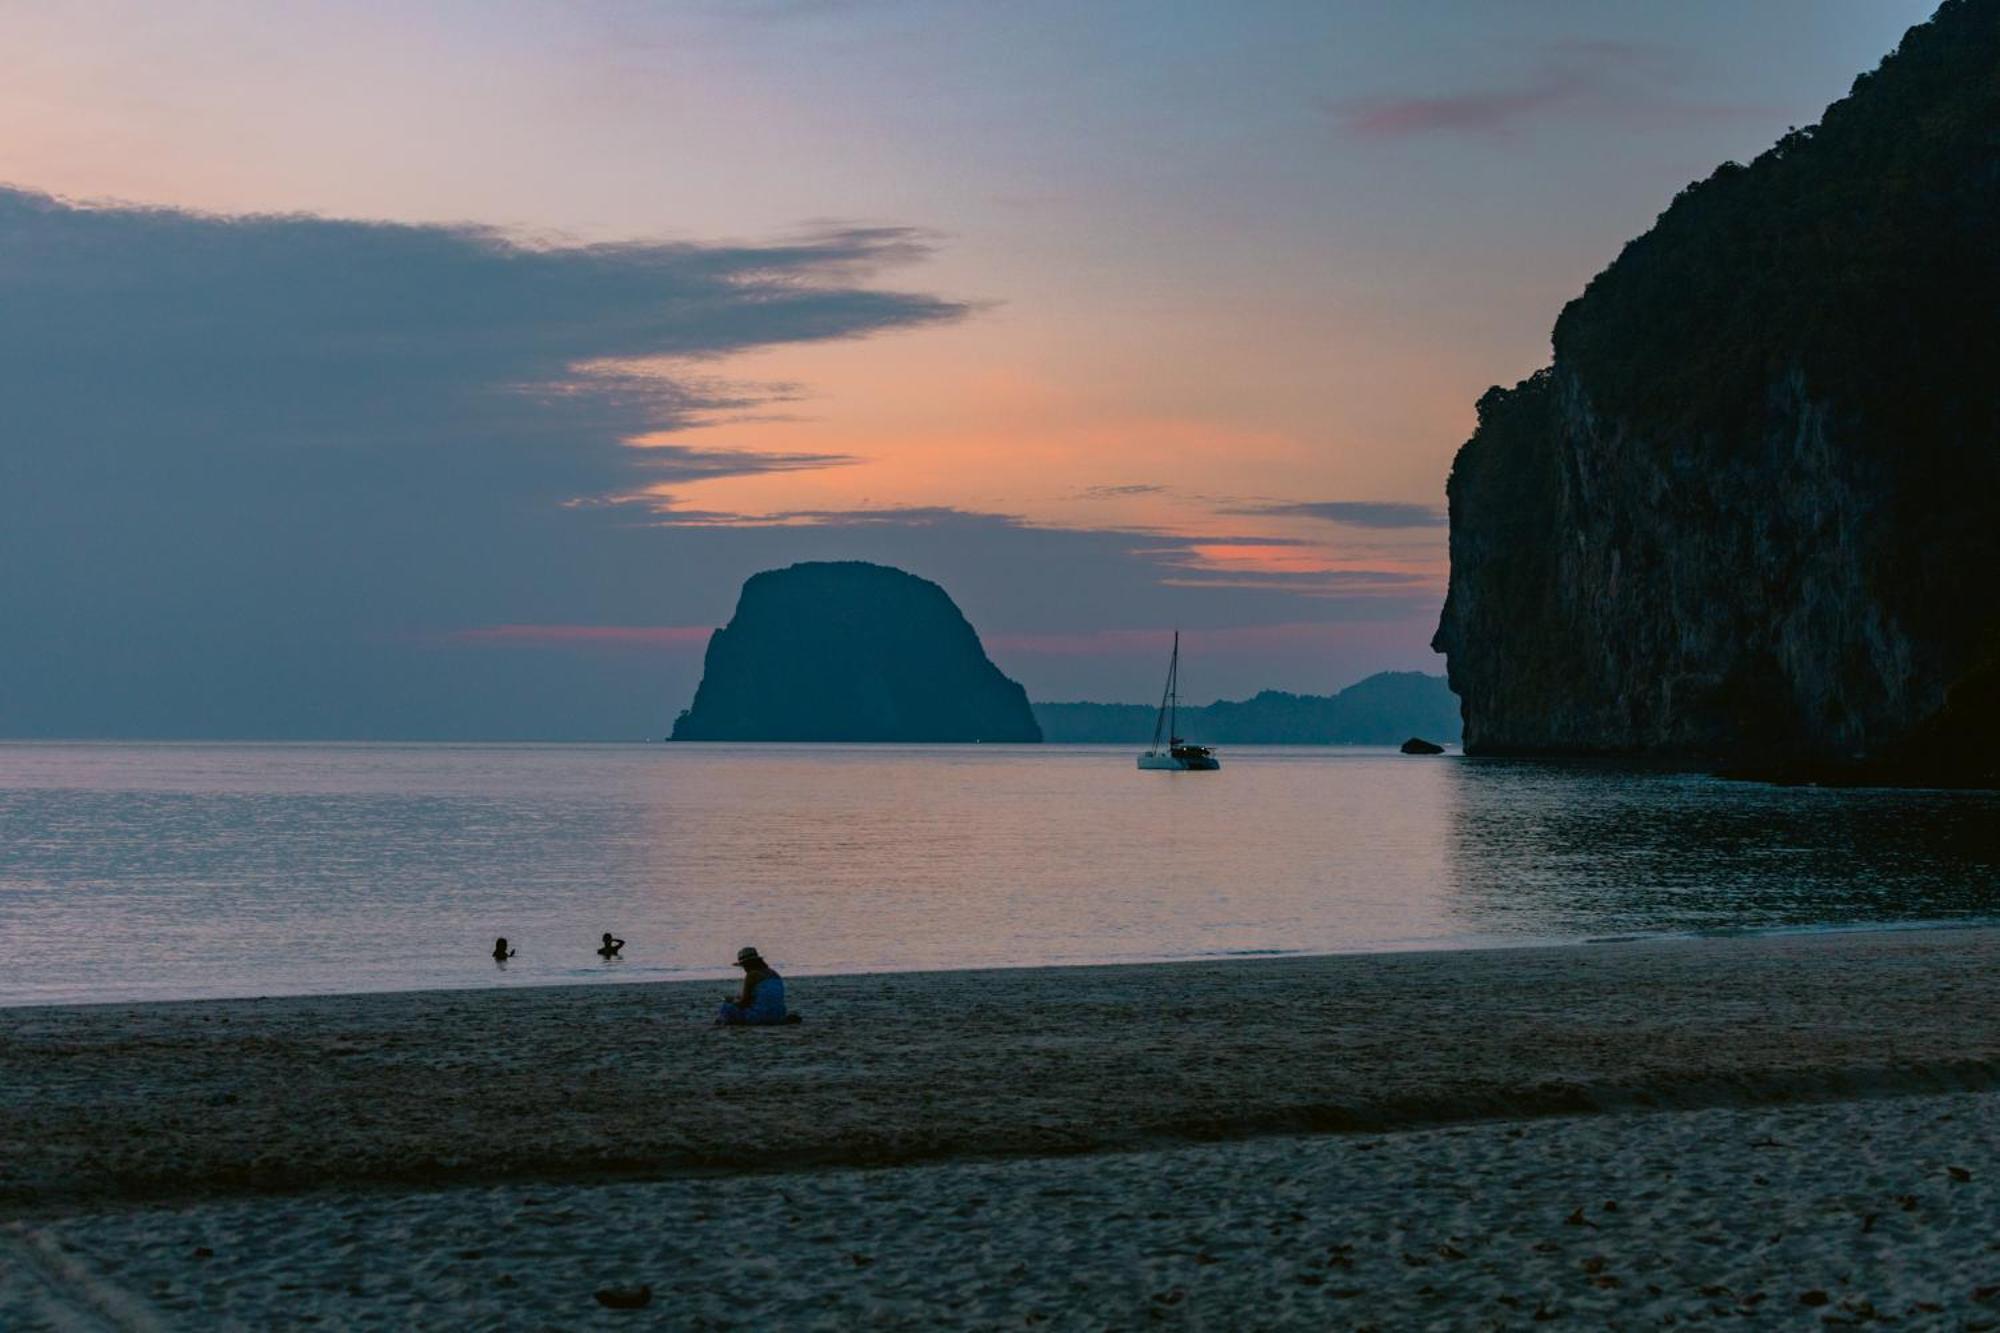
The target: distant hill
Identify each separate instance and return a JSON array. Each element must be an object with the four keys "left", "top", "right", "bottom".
[
  {"left": 671, "top": 562, "right": 1041, "bottom": 742},
  {"left": 1033, "top": 671, "right": 1460, "bottom": 745}
]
